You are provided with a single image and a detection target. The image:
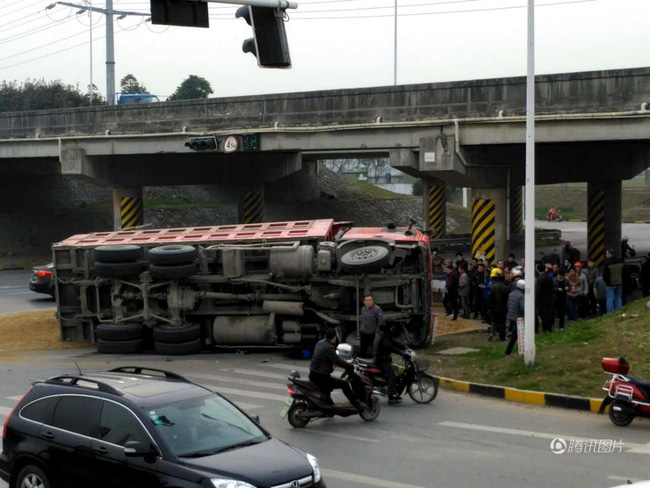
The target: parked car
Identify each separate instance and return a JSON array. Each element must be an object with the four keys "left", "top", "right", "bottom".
[
  {"left": 0, "top": 366, "right": 325, "bottom": 488},
  {"left": 28, "top": 263, "right": 55, "bottom": 297}
]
